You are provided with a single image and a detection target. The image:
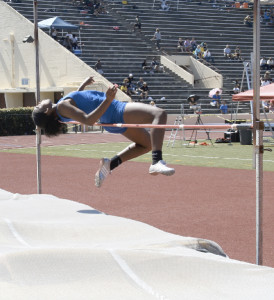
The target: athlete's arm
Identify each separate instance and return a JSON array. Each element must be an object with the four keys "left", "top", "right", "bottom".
[
  {"left": 77, "top": 76, "right": 95, "bottom": 91},
  {"left": 58, "top": 86, "right": 117, "bottom": 126}
]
